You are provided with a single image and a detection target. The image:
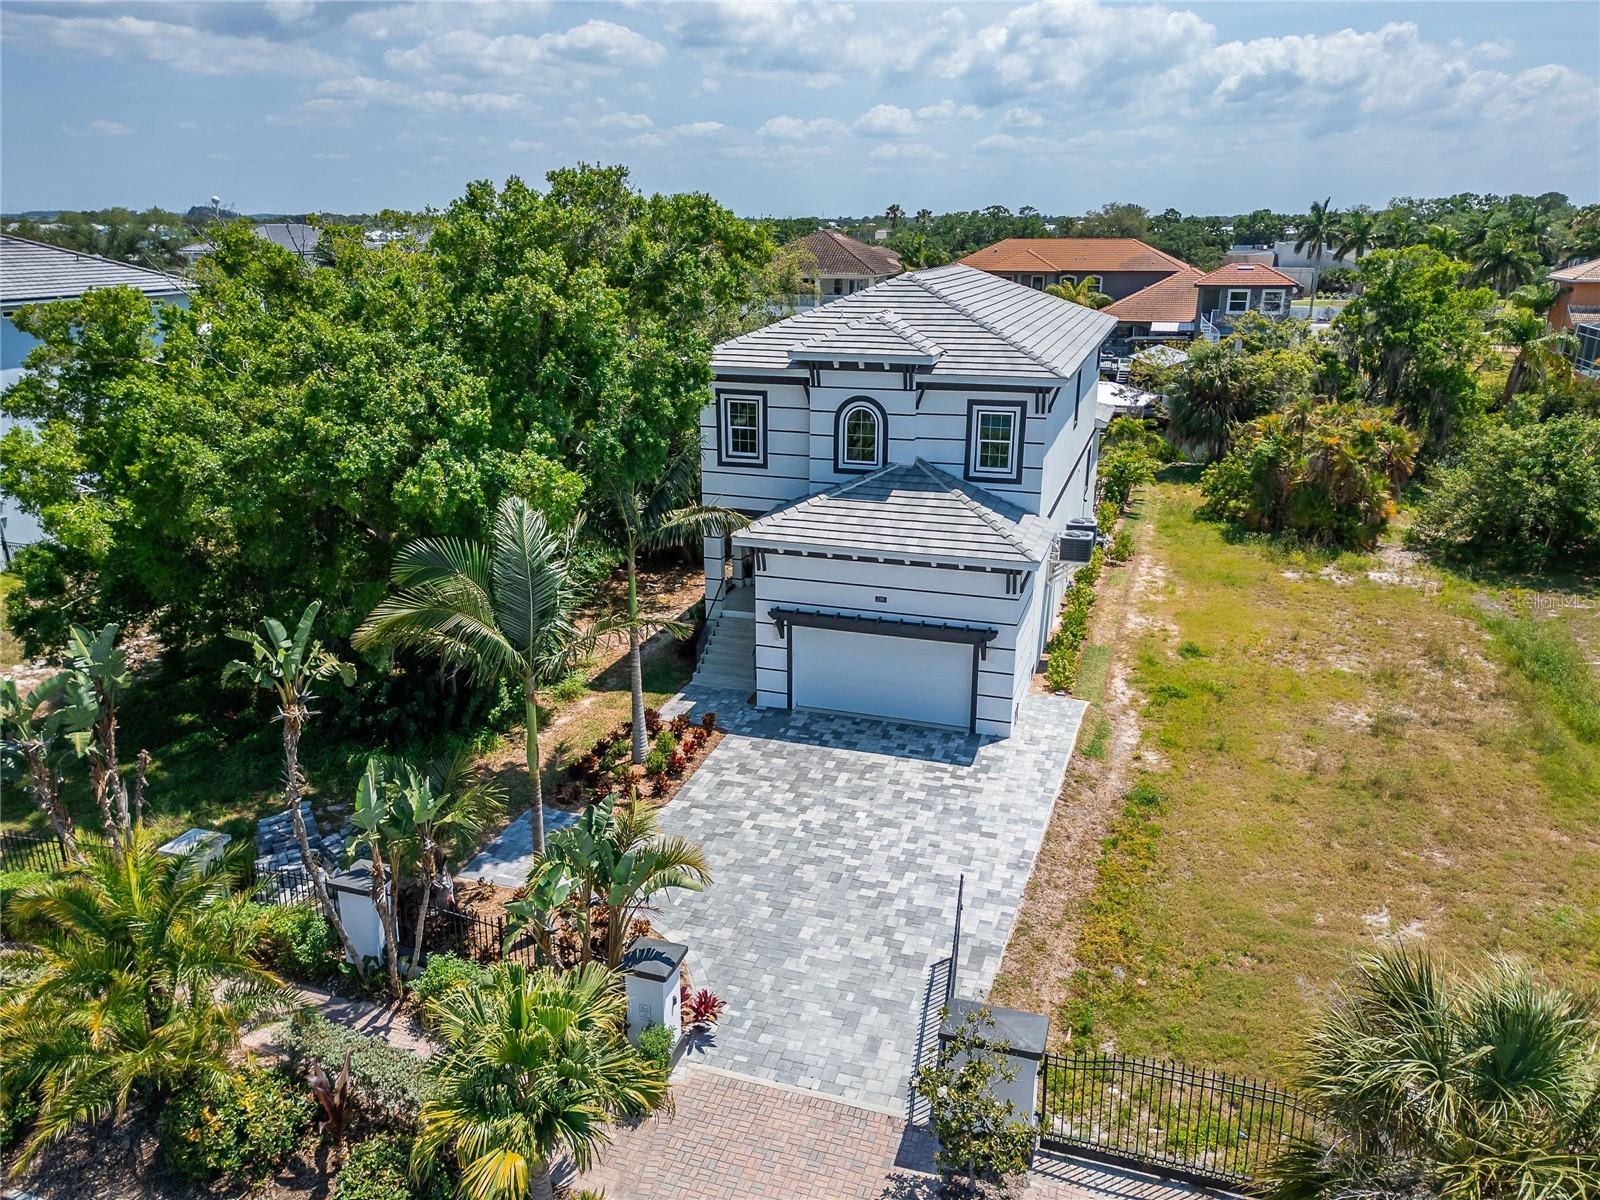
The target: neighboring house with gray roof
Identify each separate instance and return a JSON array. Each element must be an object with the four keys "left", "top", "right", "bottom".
[
  {"left": 178, "top": 221, "right": 323, "bottom": 267},
  {"left": 1, "top": 236, "right": 188, "bottom": 559},
  {"left": 695, "top": 264, "right": 1114, "bottom": 737}
]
